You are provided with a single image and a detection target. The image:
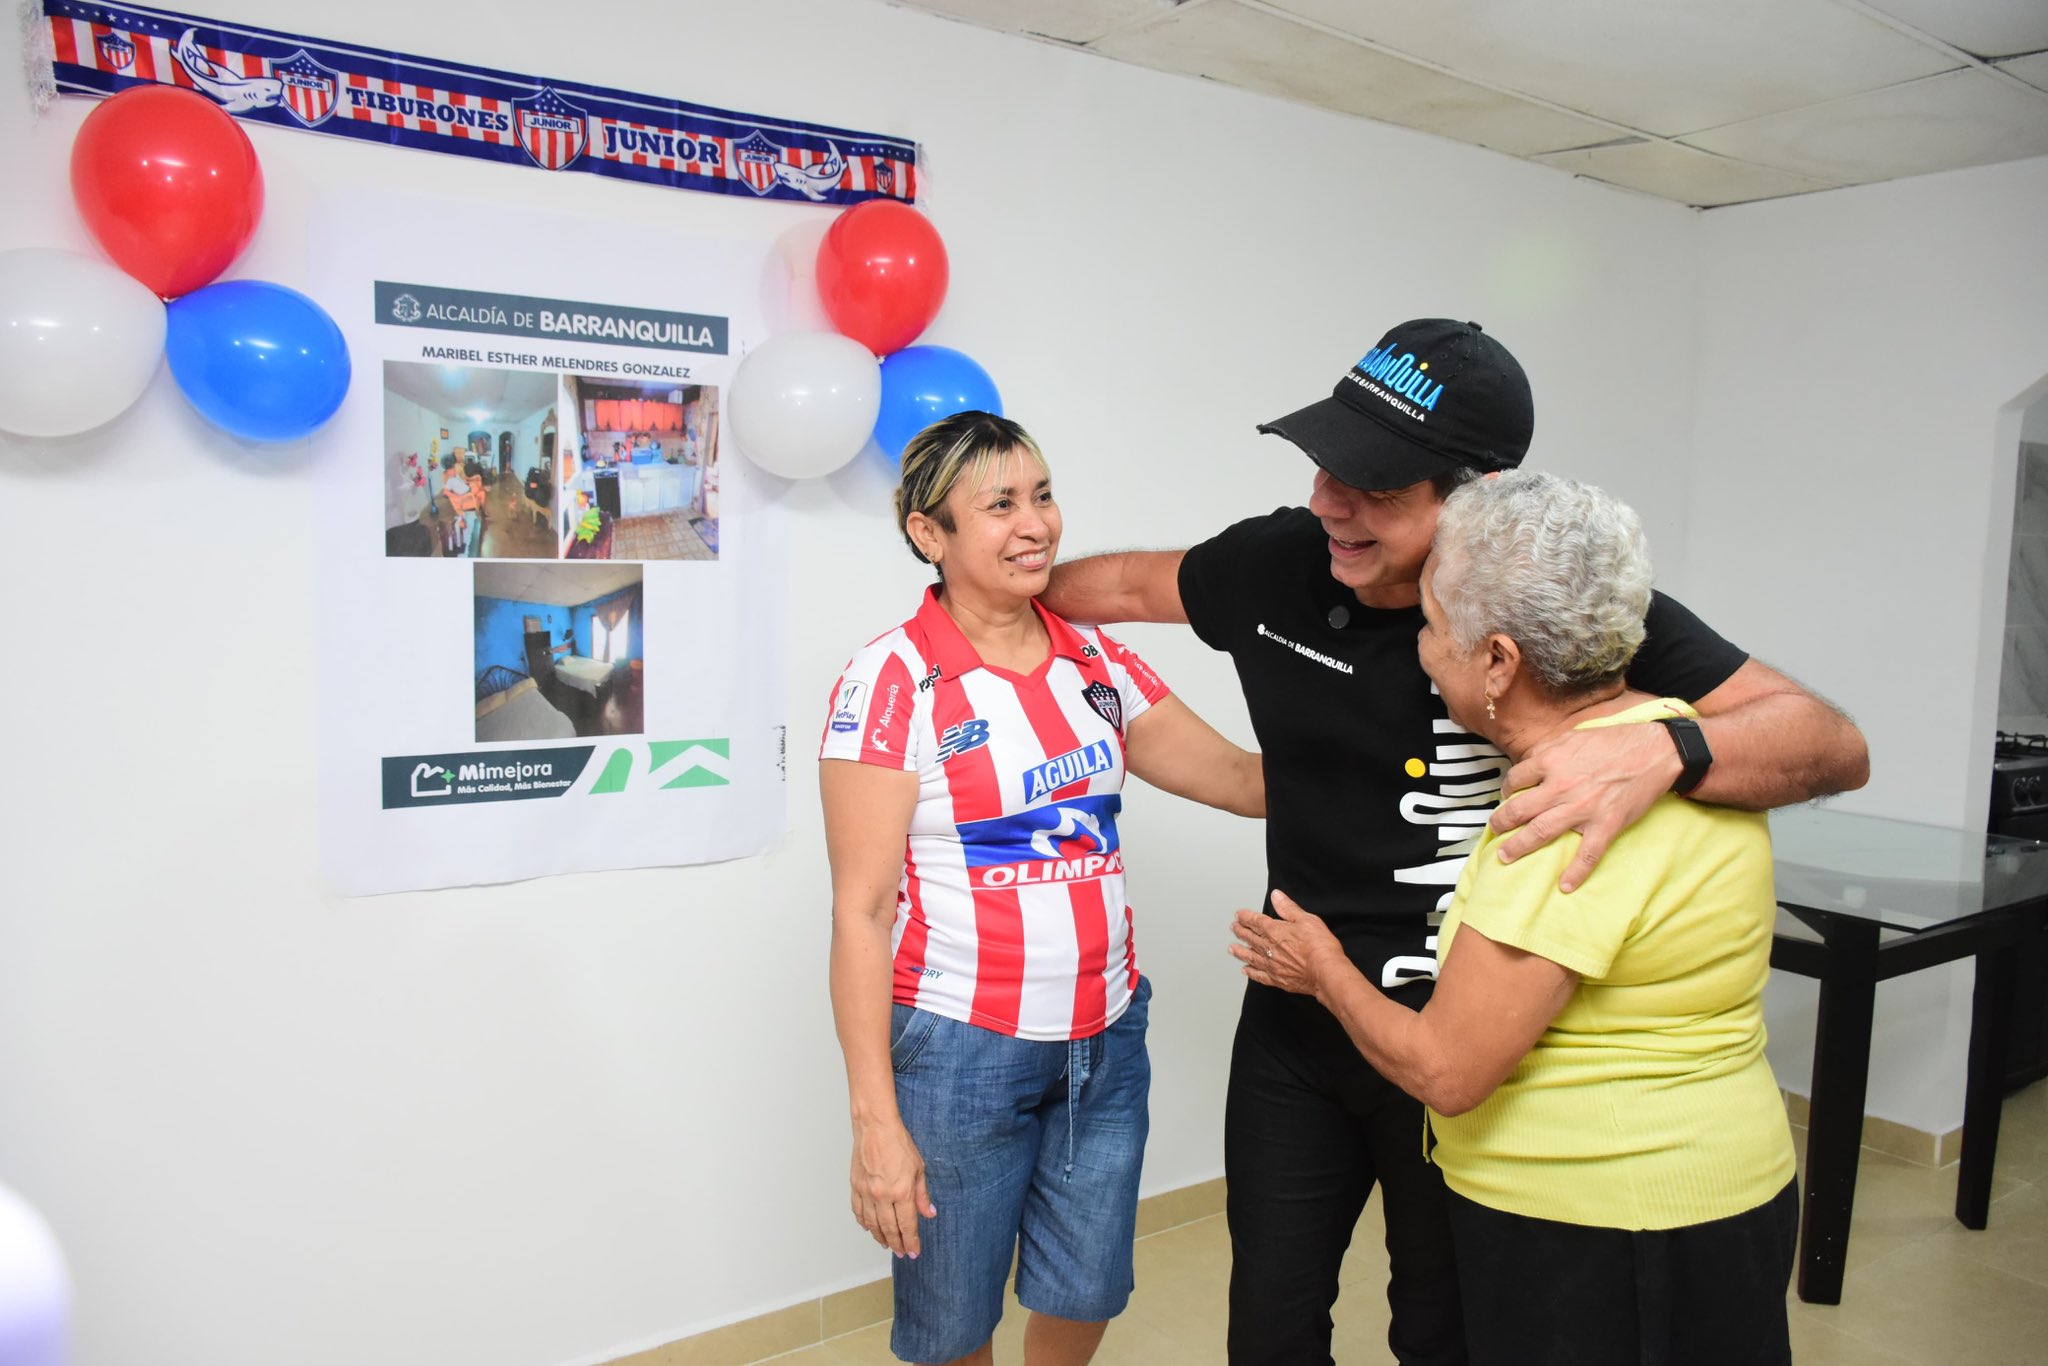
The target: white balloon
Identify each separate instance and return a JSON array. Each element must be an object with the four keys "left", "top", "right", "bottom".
[
  {"left": 0, "top": 1182, "right": 69, "bottom": 1366},
  {"left": 728, "top": 330, "right": 880, "bottom": 479},
  {"left": 0, "top": 247, "right": 166, "bottom": 439}
]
